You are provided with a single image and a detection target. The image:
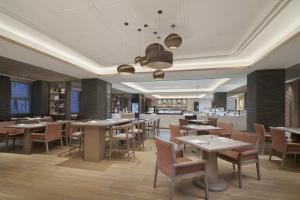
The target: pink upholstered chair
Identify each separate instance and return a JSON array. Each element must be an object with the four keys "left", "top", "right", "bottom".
[
  {"left": 254, "top": 123, "right": 272, "bottom": 155},
  {"left": 0, "top": 121, "right": 24, "bottom": 150},
  {"left": 269, "top": 128, "right": 300, "bottom": 168},
  {"left": 215, "top": 121, "right": 233, "bottom": 138},
  {"left": 154, "top": 137, "right": 208, "bottom": 200},
  {"left": 179, "top": 119, "right": 188, "bottom": 135},
  {"left": 207, "top": 117, "right": 218, "bottom": 127},
  {"left": 217, "top": 132, "right": 260, "bottom": 188},
  {"left": 31, "top": 123, "right": 63, "bottom": 152},
  {"left": 169, "top": 124, "right": 183, "bottom": 148}
]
